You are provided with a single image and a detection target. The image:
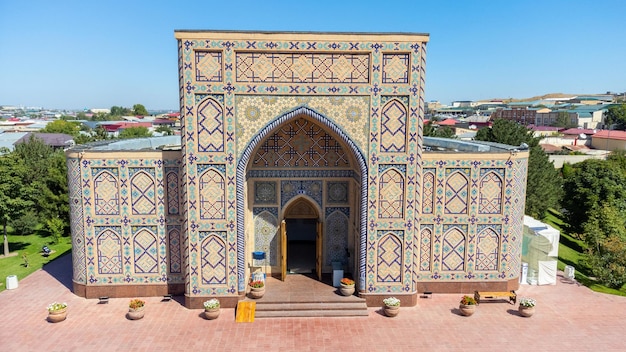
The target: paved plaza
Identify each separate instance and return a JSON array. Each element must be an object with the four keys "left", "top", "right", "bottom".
[{"left": 1, "top": 253, "right": 624, "bottom": 351}]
